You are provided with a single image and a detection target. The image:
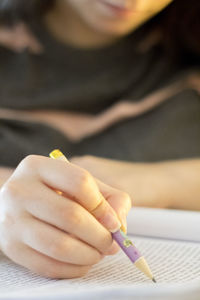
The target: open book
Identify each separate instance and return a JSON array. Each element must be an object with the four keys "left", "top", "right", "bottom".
[{"left": 0, "top": 207, "right": 200, "bottom": 300}]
